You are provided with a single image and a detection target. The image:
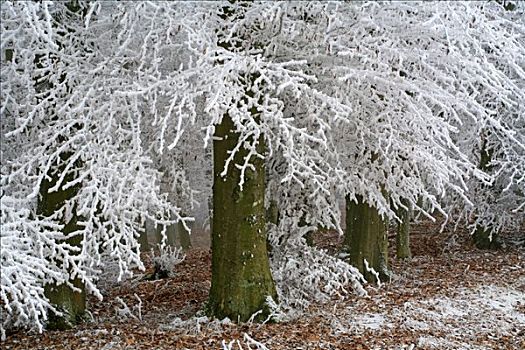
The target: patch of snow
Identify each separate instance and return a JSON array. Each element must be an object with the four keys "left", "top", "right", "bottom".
[
  {"left": 397, "top": 284, "right": 525, "bottom": 335},
  {"left": 403, "top": 318, "right": 429, "bottom": 331},
  {"left": 162, "top": 315, "right": 235, "bottom": 335},
  {"left": 421, "top": 297, "right": 468, "bottom": 318},
  {"left": 355, "top": 313, "right": 388, "bottom": 330},
  {"left": 474, "top": 285, "right": 524, "bottom": 316},
  {"left": 416, "top": 336, "right": 486, "bottom": 350},
  {"left": 391, "top": 284, "right": 525, "bottom": 348},
  {"left": 333, "top": 311, "right": 394, "bottom": 332}
]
